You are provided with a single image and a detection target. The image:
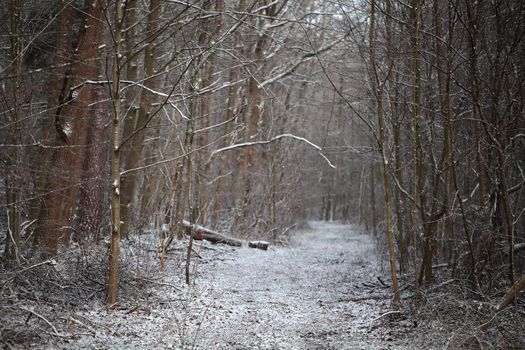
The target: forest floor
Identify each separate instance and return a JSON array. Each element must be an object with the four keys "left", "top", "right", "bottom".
[{"left": 1, "top": 221, "right": 523, "bottom": 349}]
